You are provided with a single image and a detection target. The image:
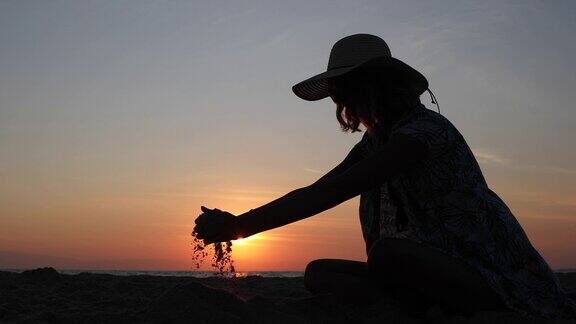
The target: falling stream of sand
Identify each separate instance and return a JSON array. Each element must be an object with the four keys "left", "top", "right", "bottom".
[{"left": 191, "top": 231, "right": 236, "bottom": 275}]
